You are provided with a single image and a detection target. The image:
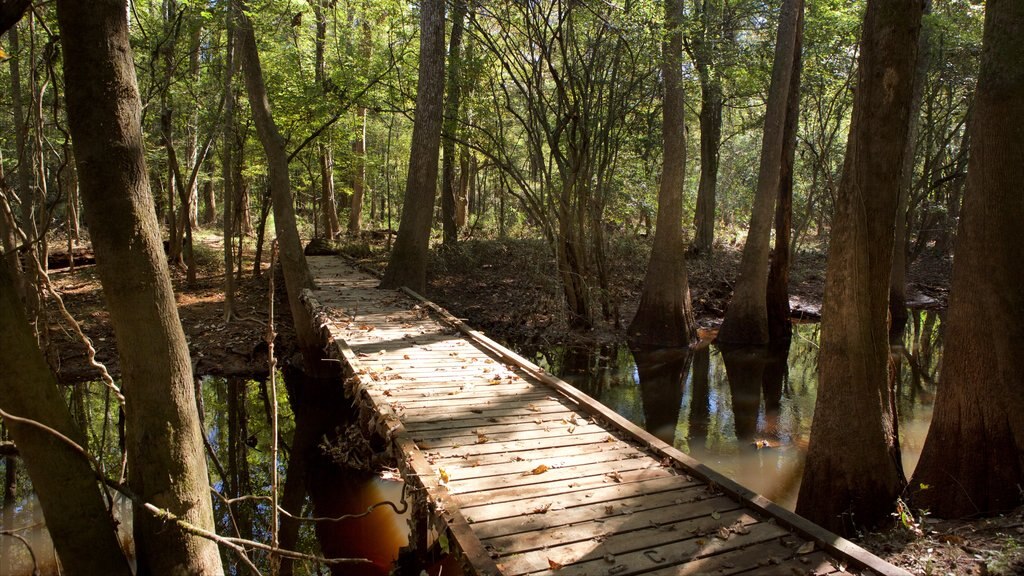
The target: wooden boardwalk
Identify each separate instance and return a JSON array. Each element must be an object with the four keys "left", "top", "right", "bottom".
[{"left": 302, "top": 256, "right": 910, "bottom": 576}]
